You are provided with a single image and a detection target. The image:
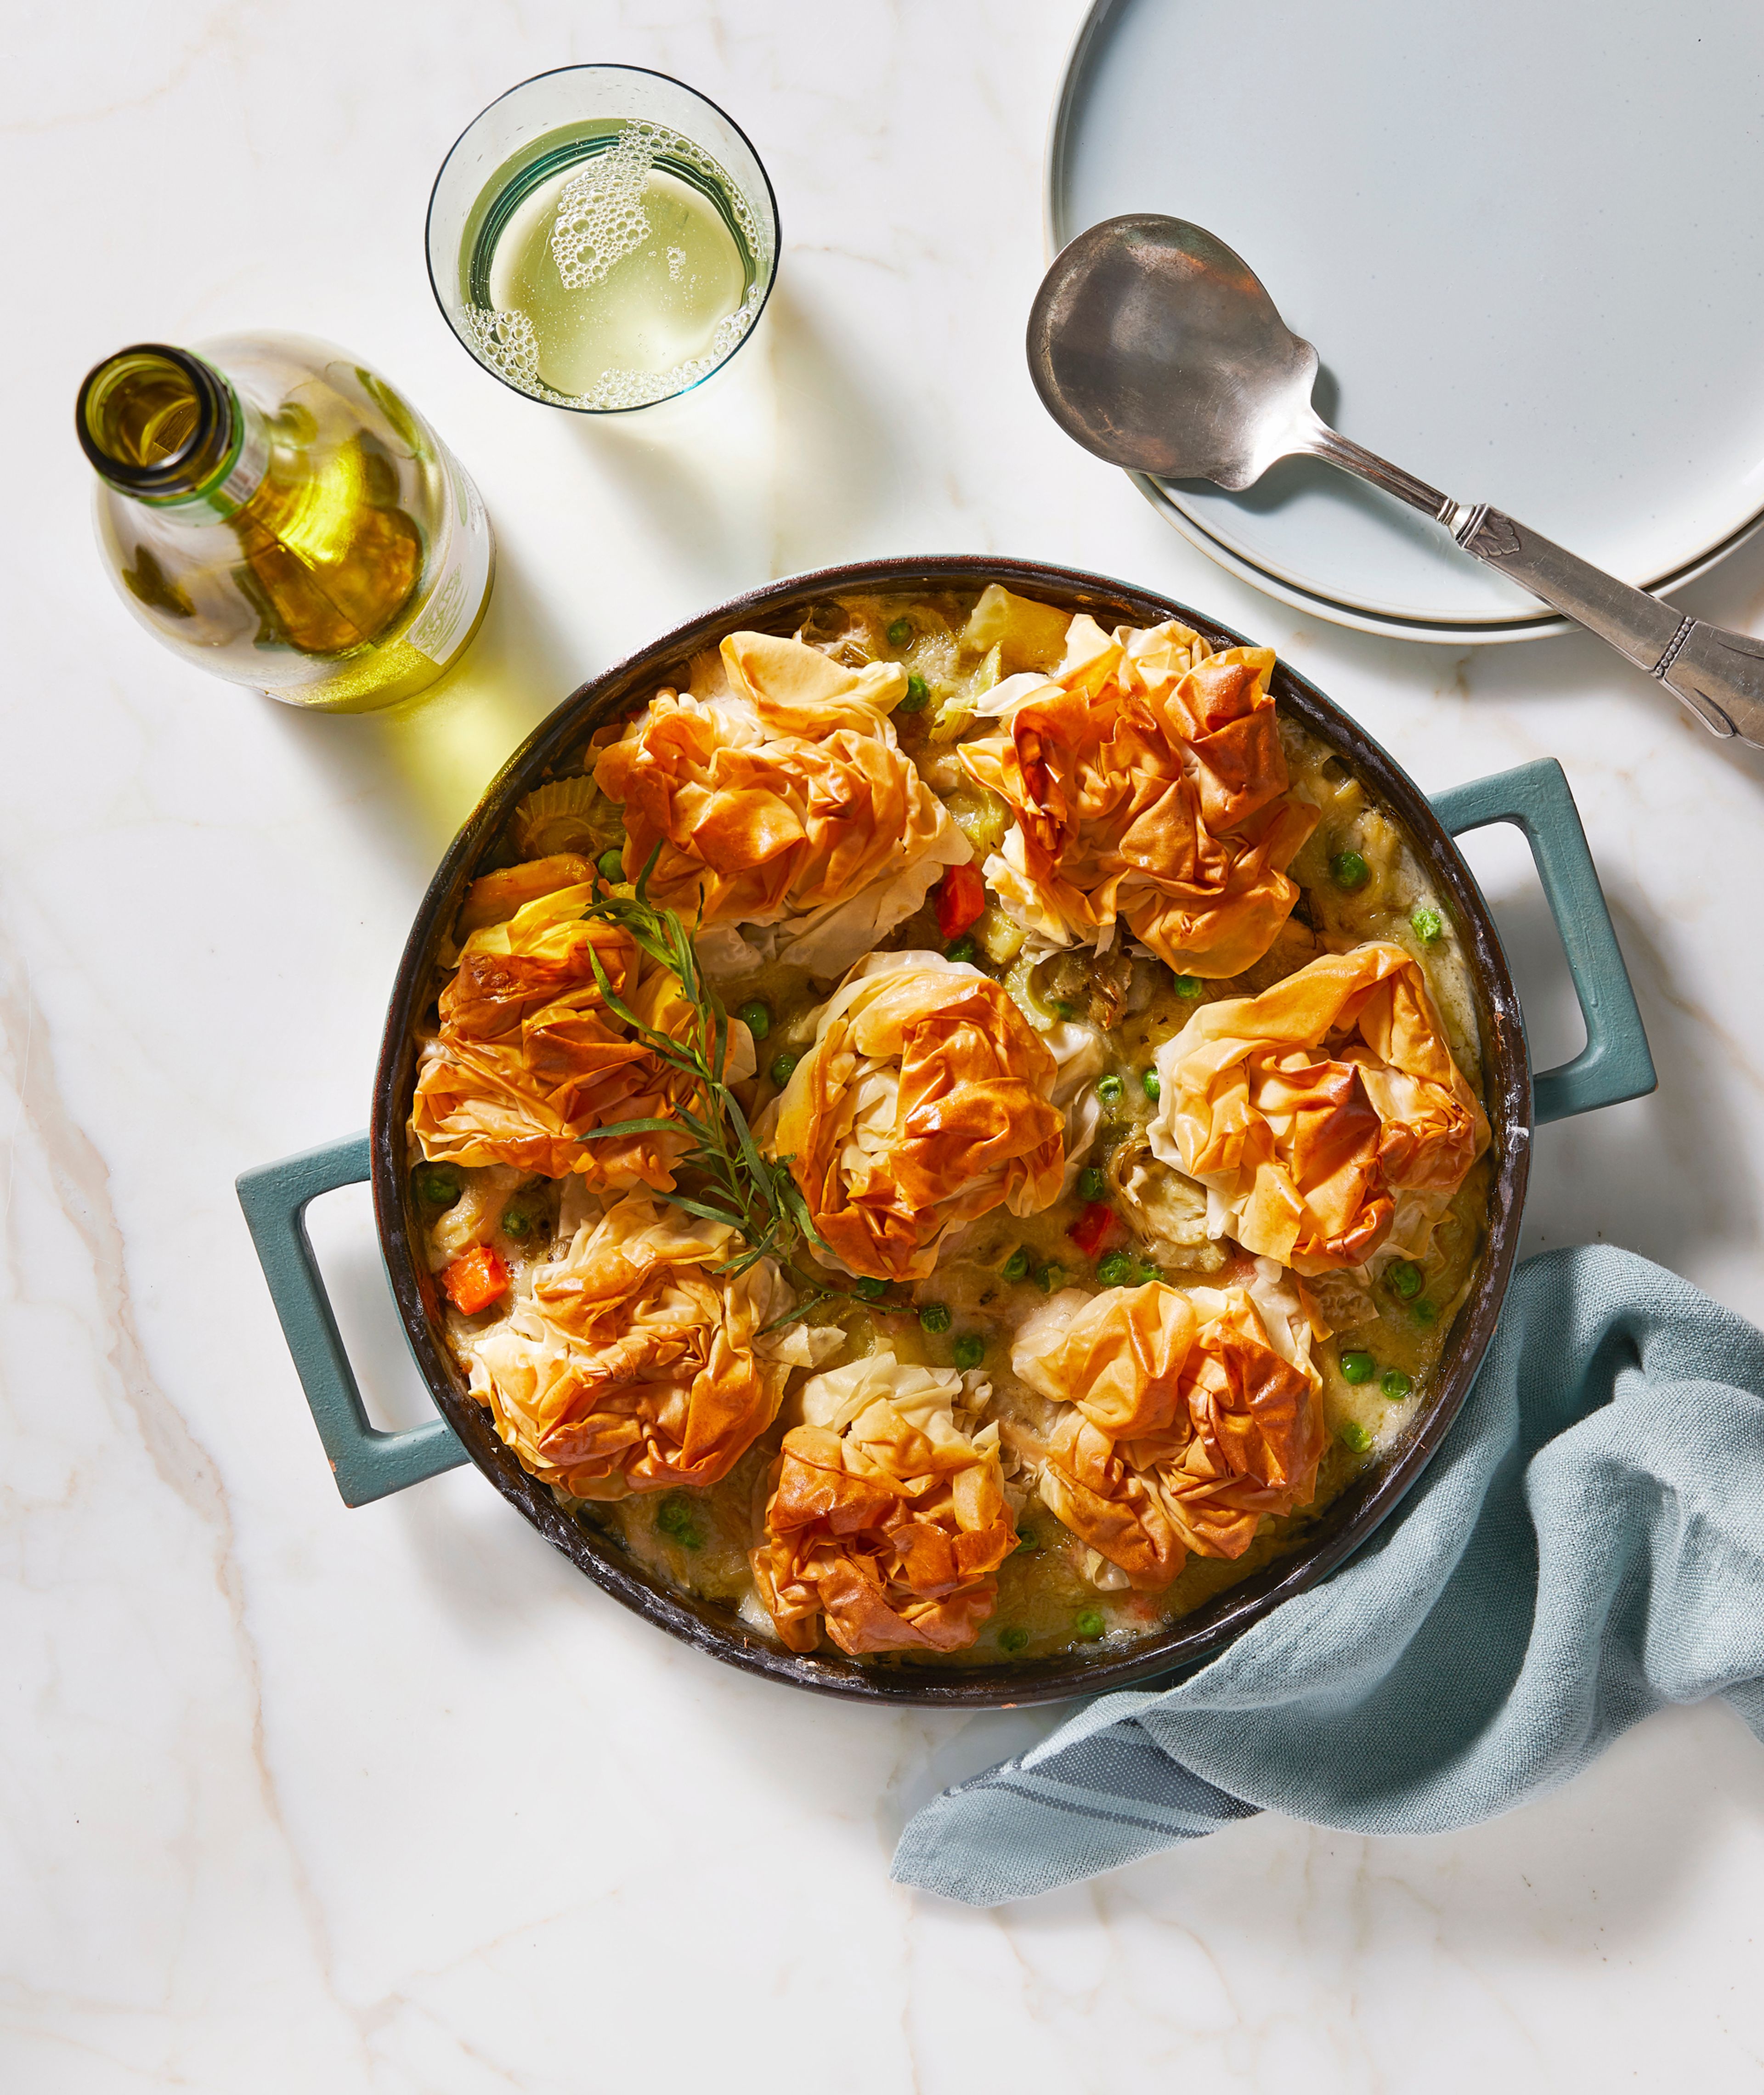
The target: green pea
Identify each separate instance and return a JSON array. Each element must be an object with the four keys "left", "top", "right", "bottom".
[
  {"left": 953, "top": 1334, "right": 985, "bottom": 1370},
  {"left": 737, "top": 998, "right": 771, "bottom": 1041},
  {"left": 1001, "top": 1247, "right": 1031, "bottom": 1282},
  {"left": 1053, "top": 998, "right": 1080, "bottom": 1020},
  {"left": 887, "top": 616, "right": 912, "bottom": 647},
  {"left": 1074, "top": 1608, "right": 1106, "bottom": 1640},
  {"left": 1381, "top": 1369, "right": 1413, "bottom": 1400},
  {"left": 945, "top": 935, "right": 979, "bottom": 966},
  {"left": 1097, "top": 1074, "right": 1124, "bottom": 1108},
  {"left": 919, "top": 1302, "right": 952, "bottom": 1334},
  {"left": 1036, "top": 1262, "right": 1064, "bottom": 1295},
  {"left": 1386, "top": 1260, "right": 1425, "bottom": 1301},
  {"left": 656, "top": 1496, "right": 704, "bottom": 1549},
  {"left": 1141, "top": 1069, "right": 1161, "bottom": 1100},
  {"left": 1332, "top": 850, "right": 1370, "bottom": 889},
  {"left": 1097, "top": 1251, "right": 1134, "bottom": 1286},
  {"left": 1413, "top": 1298, "right": 1439, "bottom": 1326},
  {"left": 596, "top": 847, "right": 625, "bottom": 883},
  {"left": 769, "top": 1052, "right": 797, "bottom": 1087},
  {"left": 1412, "top": 906, "right": 1444, "bottom": 943},
  {"left": 1014, "top": 1526, "right": 1039, "bottom": 1555},
  {"left": 1338, "top": 1420, "right": 1373, "bottom": 1452},
  {"left": 500, "top": 1200, "right": 539, "bottom": 1241},
  {"left": 999, "top": 1625, "right": 1030, "bottom": 1655},
  {"left": 1134, "top": 1261, "right": 1161, "bottom": 1286},
  {"left": 1339, "top": 1349, "right": 1375, "bottom": 1385},
  {"left": 1172, "top": 975, "right": 1204, "bottom": 1000},
  {"left": 1078, "top": 1166, "right": 1106, "bottom": 1202},
  {"left": 853, "top": 1275, "right": 888, "bottom": 1302},
  {"left": 412, "top": 1161, "right": 462, "bottom": 1210},
  {"left": 898, "top": 673, "right": 930, "bottom": 713}
]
